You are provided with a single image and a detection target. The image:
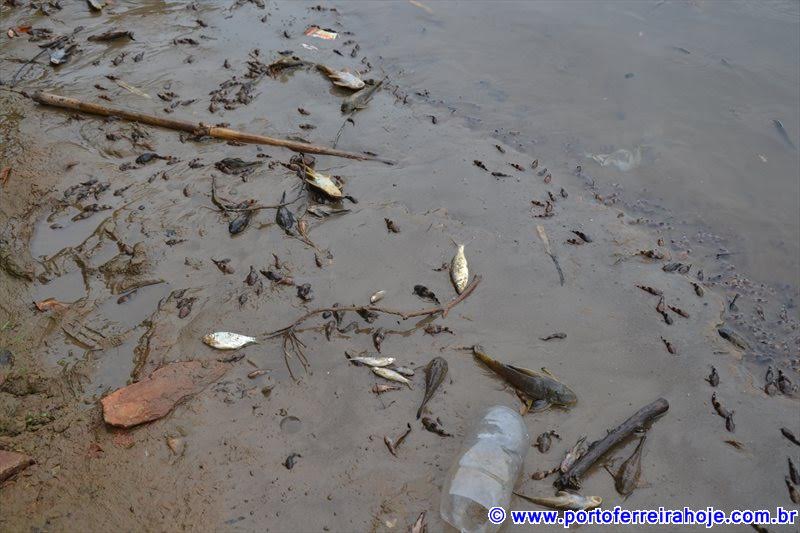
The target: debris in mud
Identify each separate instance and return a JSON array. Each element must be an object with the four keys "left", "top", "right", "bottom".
[
  {"left": 536, "top": 225, "right": 564, "bottom": 286},
  {"left": 384, "top": 218, "right": 400, "bottom": 233},
  {"left": 0, "top": 450, "right": 34, "bottom": 483},
  {"left": 656, "top": 297, "right": 673, "bottom": 325},
  {"left": 296, "top": 283, "right": 314, "bottom": 301},
  {"left": 421, "top": 417, "right": 452, "bottom": 437},
  {"left": 384, "top": 423, "right": 412, "bottom": 456},
  {"left": 772, "top": 119, "right": 796, "bottom": 150},
  {"left": 636, "top": 285, "right": 663, "bottom": 296},
  {"left": 373, "top": 367, "right": 412, "bottom": 389},
  {"left": 202, "top": 332, "right": 257, "bottom": 350},
  {"left": 540, "top": 332, "right": 566, "bottom": 341},
  {"left": 668, "top": 305, "right": 689, "bottom": 318},
  {"left": 691, "top": 282, "right": 704, "bottom": 297},
  {"left": 212, "top": 258, "right": 235, "bottom": 274},
  {"left": 372, "top": 383, "right": 400, "bottom": 394},
  {"left": 215, "top": 157, "right": 263, "bottom": 176},
  {"left": 413, "top": 285, "right": 439, "bottom": 304},
  {"left": 284, "top": 453, "right": 301, "bottom": 470},
  {"left": 166, "top": 436, "right": 185, "bottom": 456},
  {"left": 304, "top": 26, "right": 337, "bottom": 40},
  {"left": 473, "top": 160, "right": 489, "bottom": 171},
  {"left": 711, "top": 393, "right": 735, "bottom": 433},
  {"left": 341, "top": 79, "right": 382, "bottom": 114},
  {"left": 88, "top": 29, "right": 134, "bottom": 42},
  {"left": 372, "top": 328, "right": 386, "bottom": 352},
  {"left": 660, "top": 336, "right": 676, "bottom": 354},
  {"left": 101, "top": 361, "right": 228, "bottom": 428}
]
